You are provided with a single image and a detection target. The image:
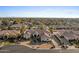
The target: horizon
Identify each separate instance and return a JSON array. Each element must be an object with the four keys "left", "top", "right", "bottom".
[
  {"left": 0, "top": 6, "right": 79, "bottom": 18},
  {"left": 0, "top": 17, "right": 79, "bottom": 18}
]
